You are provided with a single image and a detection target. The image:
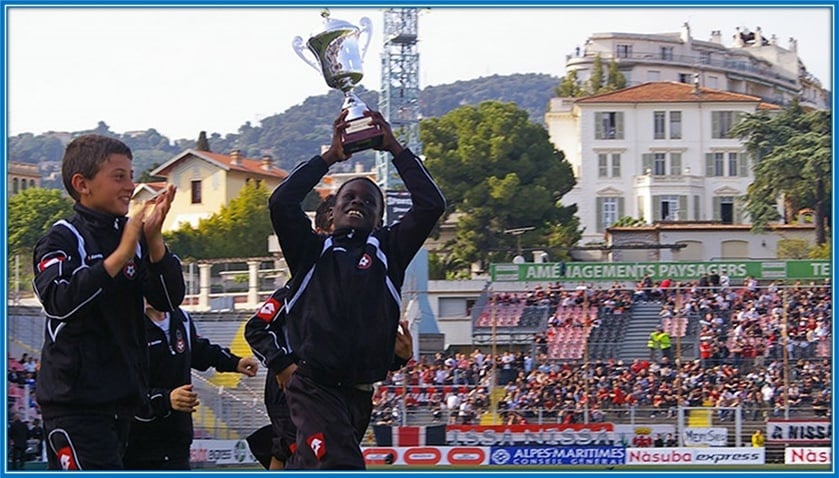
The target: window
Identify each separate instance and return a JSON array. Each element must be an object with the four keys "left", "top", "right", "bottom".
[
  {"left": 713, "top": 153, "right": 725, "bottom": 176},
  {"left": 714, "top": 196, "right": 737, "bottom": 224},
  {"left": 595, "top": 112, "right": 624, "bottom": 139},
  {"left": 647, "top": 70, "right": 661, "bottom": 82},
  {"left": 599, "top": 153, "right": 622, "bottom": 177},
  {"left": 653, "top": 111, "right": 666, "bottom": 139},
  {"left": 699, "top": 51, "right": 711, "bottom": 65},
  {"left": 660, "top": 46, "right": 674, "bottom": 61},
  {"left": 21, "top": 180, "right": 27, "bottom": 191},
  {"left": 598, "top": 154, "right": 608, "bottom": 177},
  {"left": 660, "top": 196, "right": 678, "bottom": 220},
  {"left": 707, "top": 76, "right": 718, "bottom": 89},
  {"left": 643, "top": 152, "right": 682, "bottom": 176},
  {"left": 603, "top": 198, "right": 619, "bottom": 227},
  {"left": 653, "top": 153, "right": 667, "bottom": 176},
  {"left": 678, "top": 73, "right": 692, "bottom": 83},
  {"left": 669, "top": 111, "right": 682, "bottom": 139},
  {"left": 654, "top": 195, "right": 687, "bottom": 221},
  {"left": 706, "top": 152, "right": 746, "bottom": 177},
  {"left": 727, "top": 152, "right": 747, "bottom": 176},
  {"left": 712, "top": 111, "right": 741, "bottom": 138},
  {"left": 12, "top": 178, "right": 18, "bottom": 194},
  {"left": 191, "top": 180, "right": 202, "bottom": 204},
  {"left": 597, "top": 196, "right": 624, "bottom": 232},
  {"left": 616, "top": 44, "right": 632, "bottom": 58}
]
